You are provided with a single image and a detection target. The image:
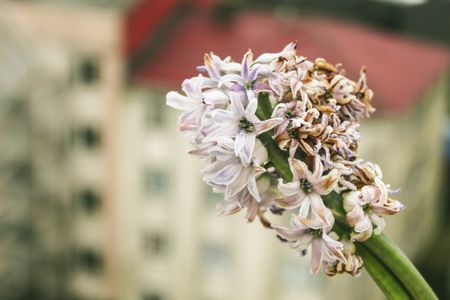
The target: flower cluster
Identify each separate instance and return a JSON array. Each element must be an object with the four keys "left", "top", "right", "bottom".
[{"left": 166, "top": 41, "right": 404, "bottom": 276}]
